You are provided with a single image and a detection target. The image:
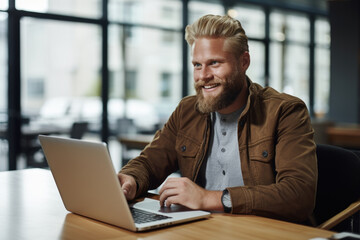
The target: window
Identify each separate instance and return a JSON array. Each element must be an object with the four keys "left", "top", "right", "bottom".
[
  {"left": 0, "top": 13, "right": 6, "bottom": 114},
  {"left": 0, "top": 12, "right": 7, "bottom": 171},
  {"left": 314, "top": 18, "right": 331, "bottom": 118},
  {"left": 270, "top": 11, "right": 310, "bottom": 106},
  {"left": 21, "top": 17, "right": 102, "bottom": 132},
  {"left": 109, "top": 0, "right": 182, "bottom": 29},
  {"left": 162, "top": 31, "right": 176, "bottom": 44},
  {"left": 161, "top": 72, "right": 171, "bottom": 97},
  {"left": 16, "top": 0, "right": 102, "bottom": 18},
  {"left": 189, "top": 1, "right": 224, "bottom": 24},
  {"left": 125, "top": 70, "right": 137, "bottom": 99},
  {"left": 230, "top": 4, "right": 265, "bottom": 39},
  {"left": 270, "top": 11, "right": 310, "bottom": 43},
  {"left": 109, "top": 24, "right": 182, "bottom": 131},
  {"left": 109, "top": 25, "right": 182, "bottom": 102},
  {"left": 0, "top": 0, "right": 8, "bottom": 10},
  {"left": 27, "top": 78, "right": 44, "bottom": 98}
]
